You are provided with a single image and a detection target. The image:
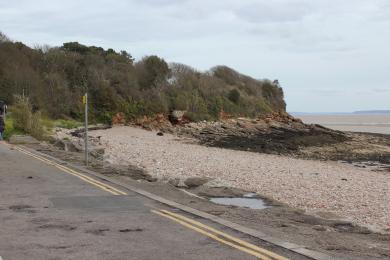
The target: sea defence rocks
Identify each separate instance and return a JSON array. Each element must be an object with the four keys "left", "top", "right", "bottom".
[
  {"left": 52, "top": 127, "right": 107, "bottom": 159},
  {"left": 170, "top": 115, "right": 348, "bottom": 156},
  {"left": 54, "top": 139, "right": 79, "bottom": 152},
  {"left": 129, "top": 111, "right": 348, "bottom": 156},
  {"left": 168, "top": 110, "right": 187, "bottom": 125}
]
